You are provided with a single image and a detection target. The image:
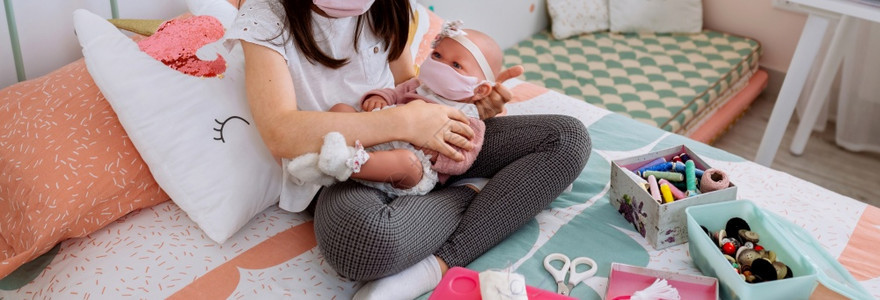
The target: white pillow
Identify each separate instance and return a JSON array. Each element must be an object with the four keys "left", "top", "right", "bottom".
[
  {"left": 72, "top": 0, "right": 281, "bottom": 244},
  {"left": 609, "top": 0, "right": 702, "bottom": 33},
  {"left": 547, "top": 0, "right": 609, "bottom": 39}
]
